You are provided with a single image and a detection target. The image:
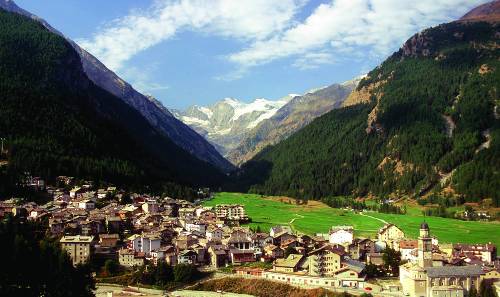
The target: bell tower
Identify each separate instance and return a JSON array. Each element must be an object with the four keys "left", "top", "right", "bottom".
[{"left": 418, "top": 222, "right": 433, "bottom": 268}]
